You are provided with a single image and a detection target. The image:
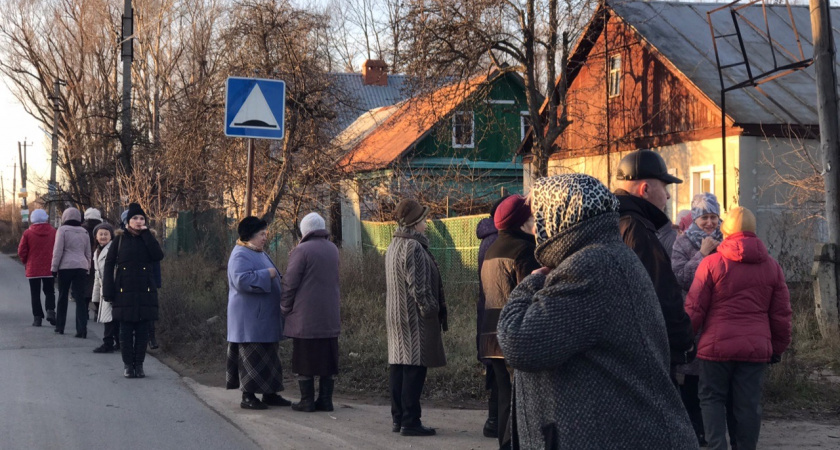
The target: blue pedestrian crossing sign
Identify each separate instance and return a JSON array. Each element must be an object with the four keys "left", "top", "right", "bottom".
[{"left": 225, "top": 77, "right": 286, "bottom": 140}]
